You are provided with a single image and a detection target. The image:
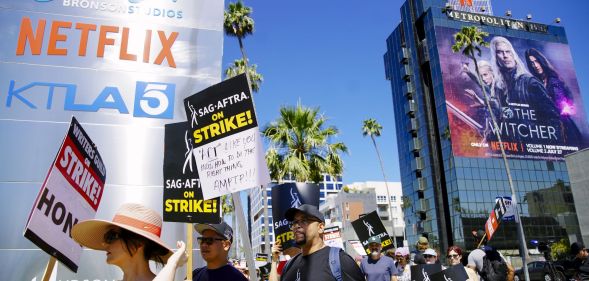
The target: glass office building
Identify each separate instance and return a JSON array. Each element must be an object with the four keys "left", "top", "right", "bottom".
[{"left": 384, "top": 0, "right": 589, "bottom": 253}]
